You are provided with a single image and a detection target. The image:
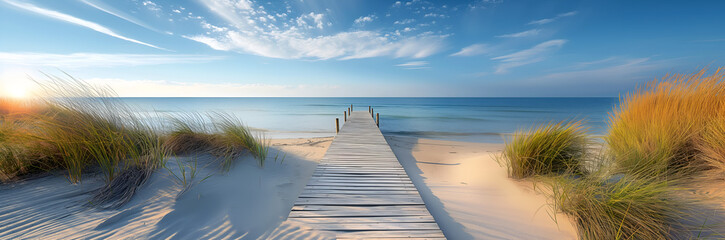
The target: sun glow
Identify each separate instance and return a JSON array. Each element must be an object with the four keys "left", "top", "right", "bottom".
[
  {"left": 6, "top": 84, "right": 28, "bottom": 98},
  {"left": 1, "top": 69, "right": 35, "bottom": 99}
]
